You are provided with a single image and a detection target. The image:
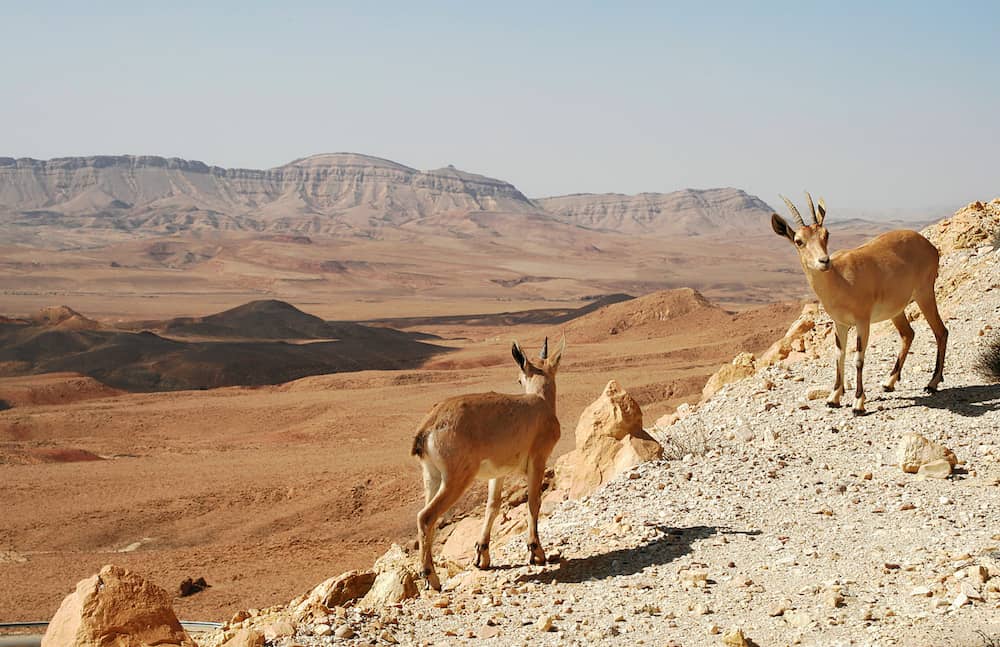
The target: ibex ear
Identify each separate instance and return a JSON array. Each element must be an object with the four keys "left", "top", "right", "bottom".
[
  {"left": 771, "top": 213, "right": 795, "bottom": 242},
  {"left": 816, "top": 198, "right": 826, "bottom": 226},
  {"left": 511, "top": 341, "right": 527, "bottom": 370},
  {"left": 546, "top": 336, "right": 566, "bottom": 373}
]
